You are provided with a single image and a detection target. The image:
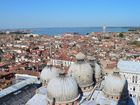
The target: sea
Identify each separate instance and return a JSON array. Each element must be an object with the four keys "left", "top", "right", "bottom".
[{"left": 31, "top": 27, "right": 129, "bottom": 35}]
